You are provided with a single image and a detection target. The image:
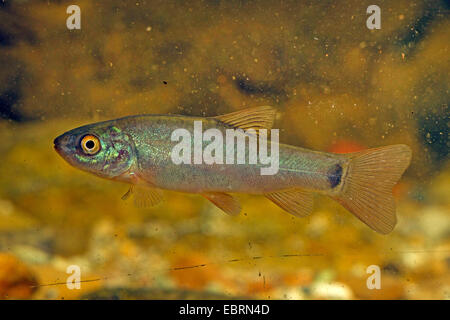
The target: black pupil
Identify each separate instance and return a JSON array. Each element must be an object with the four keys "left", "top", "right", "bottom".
[{"left": 85, "top": 140, "right": 95, "bottom": 149}]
